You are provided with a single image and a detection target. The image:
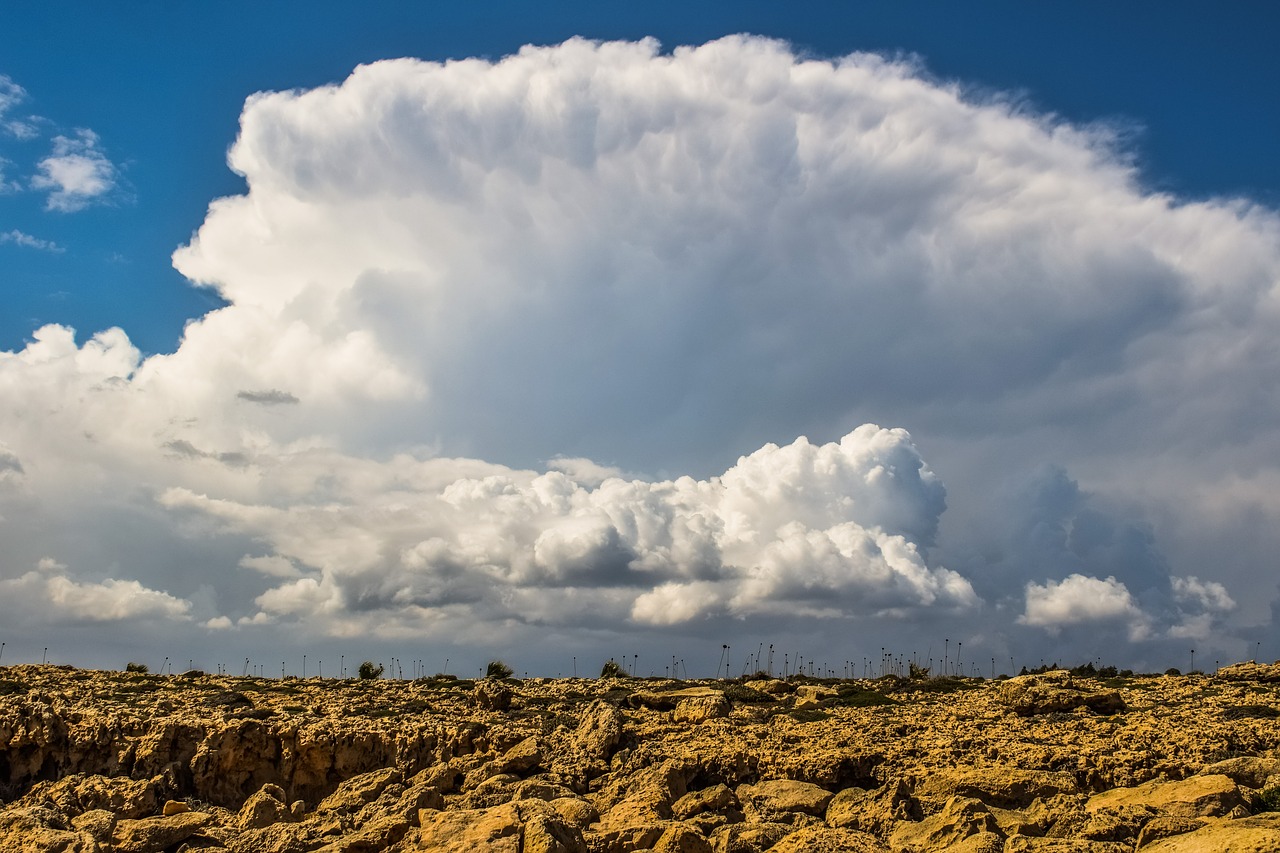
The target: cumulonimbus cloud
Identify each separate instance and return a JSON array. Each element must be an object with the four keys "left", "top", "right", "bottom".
[{"left": 0, "top": 36, "right": 1277, "bottom": 663}]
